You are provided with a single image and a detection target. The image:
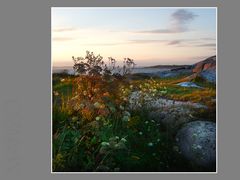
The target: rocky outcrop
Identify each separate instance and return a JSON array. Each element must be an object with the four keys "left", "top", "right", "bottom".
[
  {"left": 192, "top": 56, "right": 216, "bottom": 73},
  {"left": 200, "top": 69, "right": 216, "bottom": 83},
  {"left": 192, "top": 56, "right": 216, "bottom": 83},
  {"left": 176, "top": 121, "right": 216, "bottom": 169},
  {"left": 174, "top": 56, "right": 216, "bottom": 84},
  {"left": 155, "top": 56, "right": 216, "bottom": 83},
  {"left": 148, "top": 106, "right": 195, "bottom": 132}
]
